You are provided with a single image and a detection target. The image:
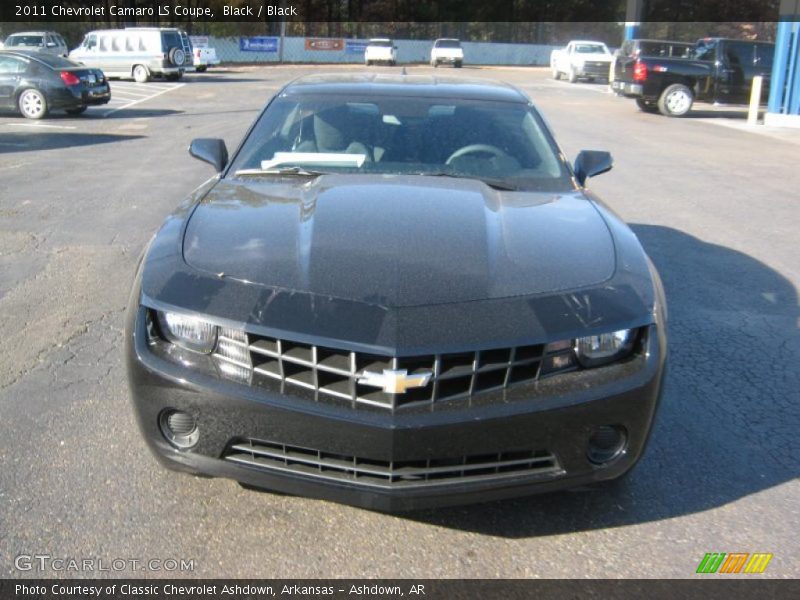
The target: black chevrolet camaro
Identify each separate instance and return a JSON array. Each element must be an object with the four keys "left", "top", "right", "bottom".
[{"left": 126, "top": 74, "right": 666, "bottom": 510}]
